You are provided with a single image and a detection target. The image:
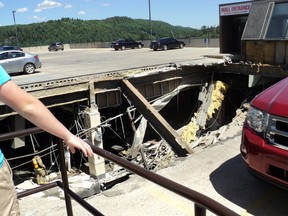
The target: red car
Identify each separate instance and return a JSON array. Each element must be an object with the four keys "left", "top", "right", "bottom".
[{"left": 241, "top": 77, "right": 288, "bottom": 189}]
